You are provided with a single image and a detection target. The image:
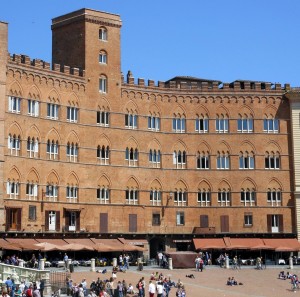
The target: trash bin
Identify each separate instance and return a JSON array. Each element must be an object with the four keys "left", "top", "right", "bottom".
[
  {"left": 69, "top": 263, "right": 74, "bottom": 273},
  {"left": 138, "top": 262, "right": 143, "bottom": 271}
]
